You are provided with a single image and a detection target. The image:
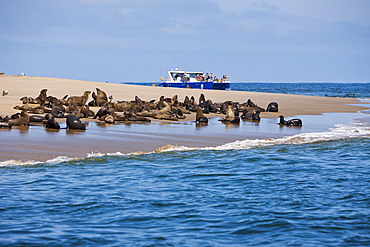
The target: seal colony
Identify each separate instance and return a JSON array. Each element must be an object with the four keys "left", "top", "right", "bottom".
[
  {"left": 0, "top": 88, "right": 287, "bottom": 129},
  {"left": 1, "top": 76, "right": 369, "bottom": 163},
  {"left": 1, "top": 75, "right": 368, "bottom": 132}
]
